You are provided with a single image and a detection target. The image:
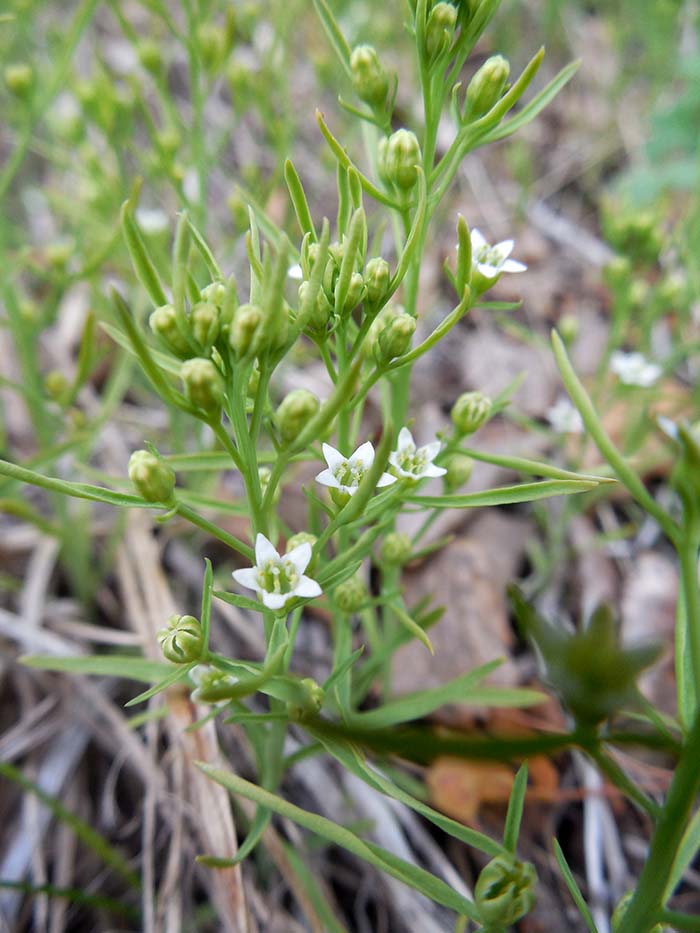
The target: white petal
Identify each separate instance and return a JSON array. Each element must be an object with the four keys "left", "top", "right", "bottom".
[
  {"left": 388, "top": 451, "right": 400, "bottom": 468},
  {"left": 397, "top": 426, "right": 414, "bottom": 451},
  {"left": 350, "top": 441, "right": 375, "bottom": 469},
  {"left": 316, "top": 468, "right": 340, "bottom": 488},
  {"left": 255, "top": 533, "right": 279, "bottom": 566},
  {"left": 322, "top": 442, "right": 344, "bottom": 471},
  {"left": 232, "top": 567, "right": 262, "bottom": 591},
  {"left": 476, "top": 262, "right": 500, "bottom": 279},
  {"left": 470, "top": 228, "right": 487, "bottom": 250},
  {"left": 421, "top": 440, "right": 441, "bottom": 462},
  {"left": 293, "top": 575, "right": 322, "bottom": 599},
  {"left": 501, "top": 259, "right": 527, "bottom": 273},
  {"left": 423, "top": 463, "right": 447, "bottom": 477},
  {"left": 262, "top": 591, "right": 289, "bottom": 610},
  {"left": 343, "top": 484, "right": 359, "bottom": 495},
  {"left": 287, "top": 263, "right": 303, "bottom": 280},
  {"left": 286, "top": 541, "right": 312, "bottom": 575},
  {"left": 377, "top": 472, "right": 397, "bottom": 487},
  {"left": 494, "top": 239, "right": 514, "bottom": 259}
]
